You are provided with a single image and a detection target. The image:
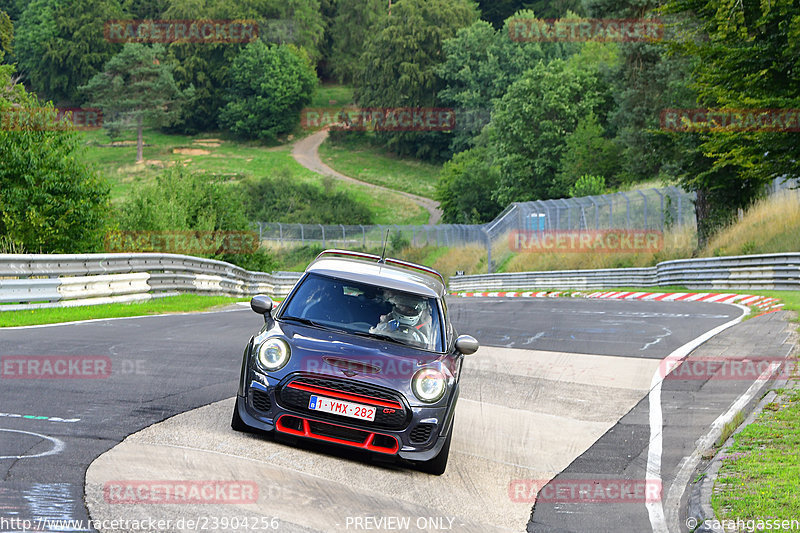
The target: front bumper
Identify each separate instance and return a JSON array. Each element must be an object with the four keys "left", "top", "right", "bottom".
[{"left": 237, "top": 373, "right": 458, "bottom": 461}]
